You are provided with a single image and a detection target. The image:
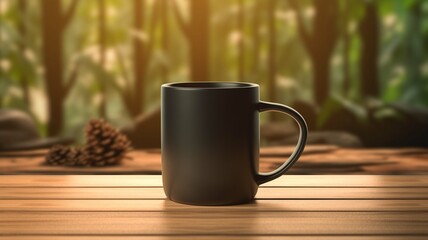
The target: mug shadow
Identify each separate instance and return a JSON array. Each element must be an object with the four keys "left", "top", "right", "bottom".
[
  {"left": 159, "top": 198, "right": 297, "bottom": 237},
  {"left": 159, "top": 199, "right": 268, "bottom": 238}
]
